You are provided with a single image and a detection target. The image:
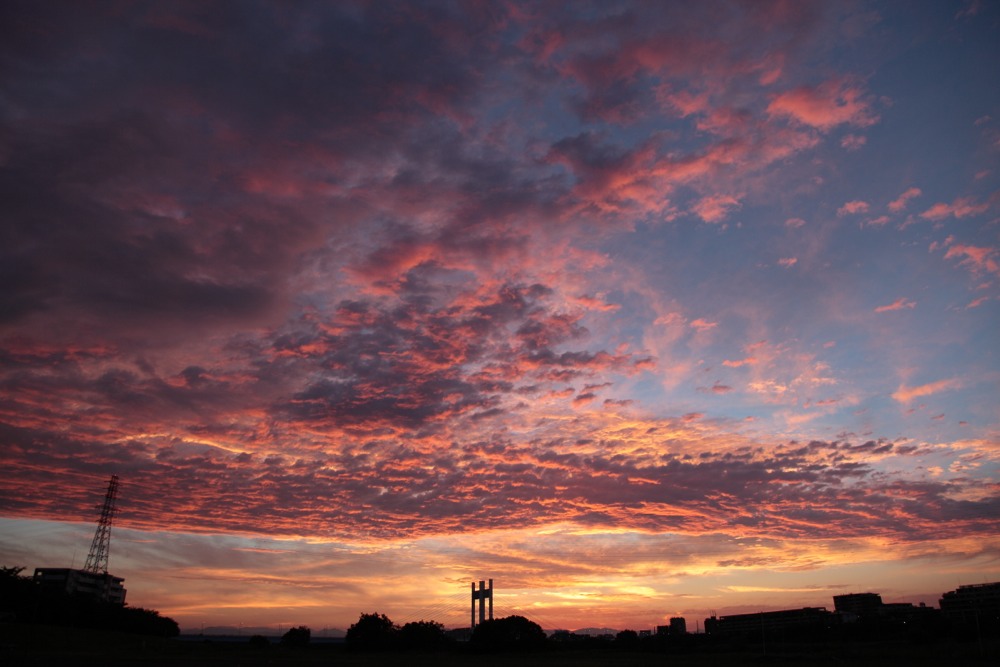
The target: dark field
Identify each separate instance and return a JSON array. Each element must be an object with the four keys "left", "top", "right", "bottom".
[{"left": 2, "top": 624, "right": 997, "bottom": 666}]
